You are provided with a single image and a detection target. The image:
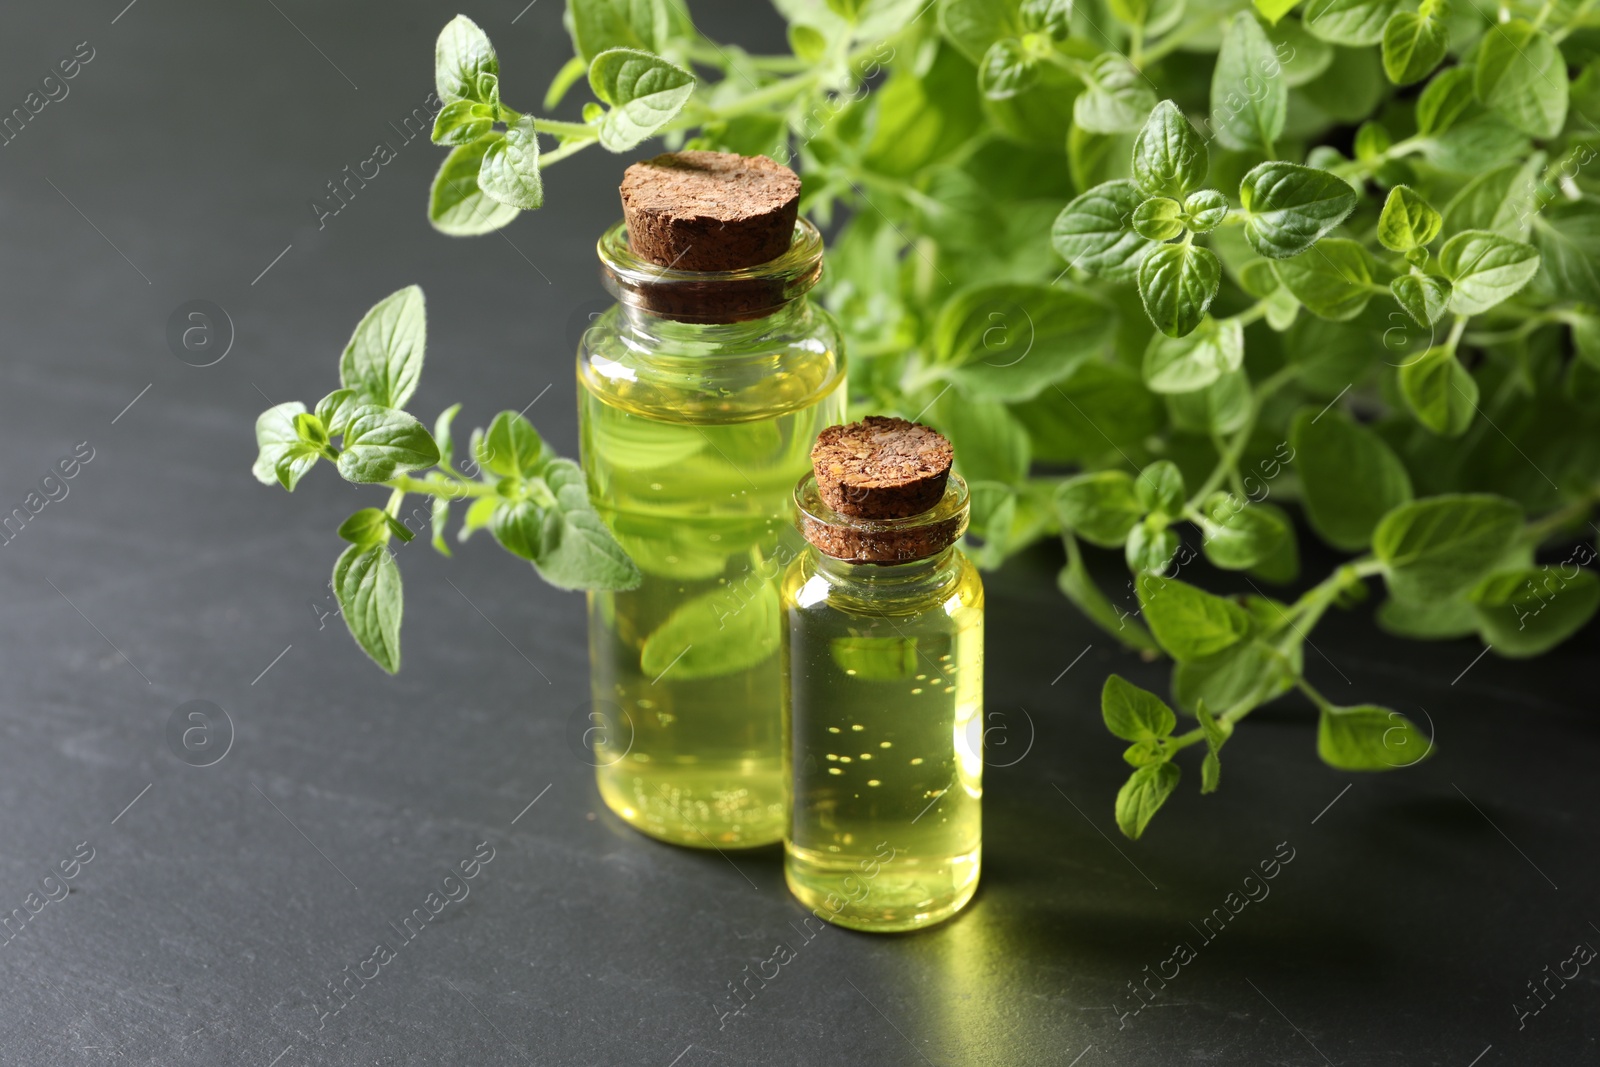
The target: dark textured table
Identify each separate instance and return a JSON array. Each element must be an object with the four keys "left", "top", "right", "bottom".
[{"left": 1, "top": 2, "right": 1595, "bottom": 1064}]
